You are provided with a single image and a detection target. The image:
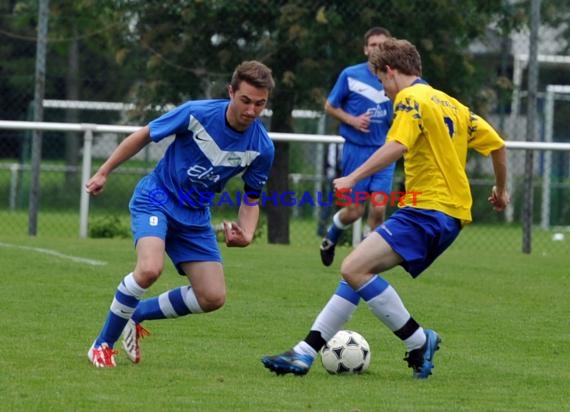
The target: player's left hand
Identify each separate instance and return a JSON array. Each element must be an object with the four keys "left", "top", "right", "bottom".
[
  {"left": 488, "top": 185, "right": 510, "bottom": 211},
  {"left": 223, "top": 221, "right": 251, "bottom": 247}
]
